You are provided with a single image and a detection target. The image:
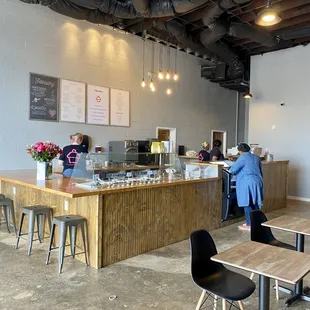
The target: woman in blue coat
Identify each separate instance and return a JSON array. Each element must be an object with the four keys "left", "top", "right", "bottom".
[{"left": 230, "top": 143, "right": 264, "bottom": 231}]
